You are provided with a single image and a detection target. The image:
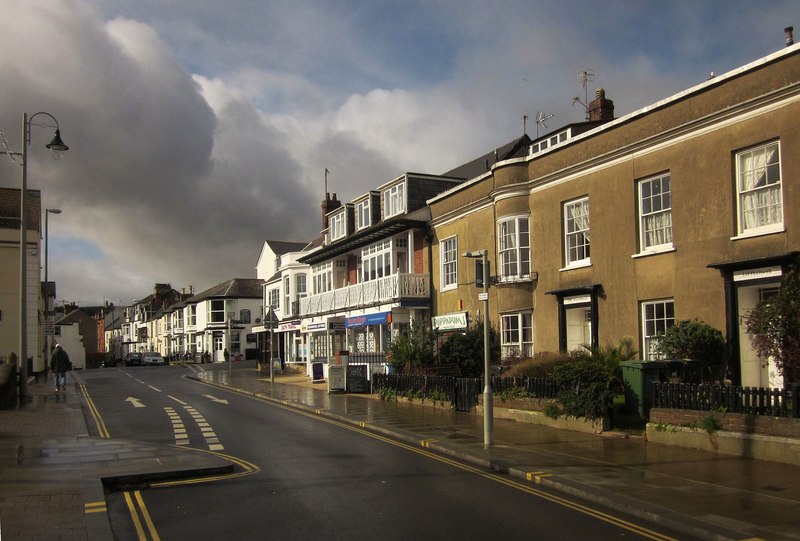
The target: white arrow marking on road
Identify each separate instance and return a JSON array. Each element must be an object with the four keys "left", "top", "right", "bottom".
[
  {"left": 203, "top": 394, "right": 229, "bottom": 405},
  {"left": 125, "top": 397, "right": 146, "bottom": 408}
]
